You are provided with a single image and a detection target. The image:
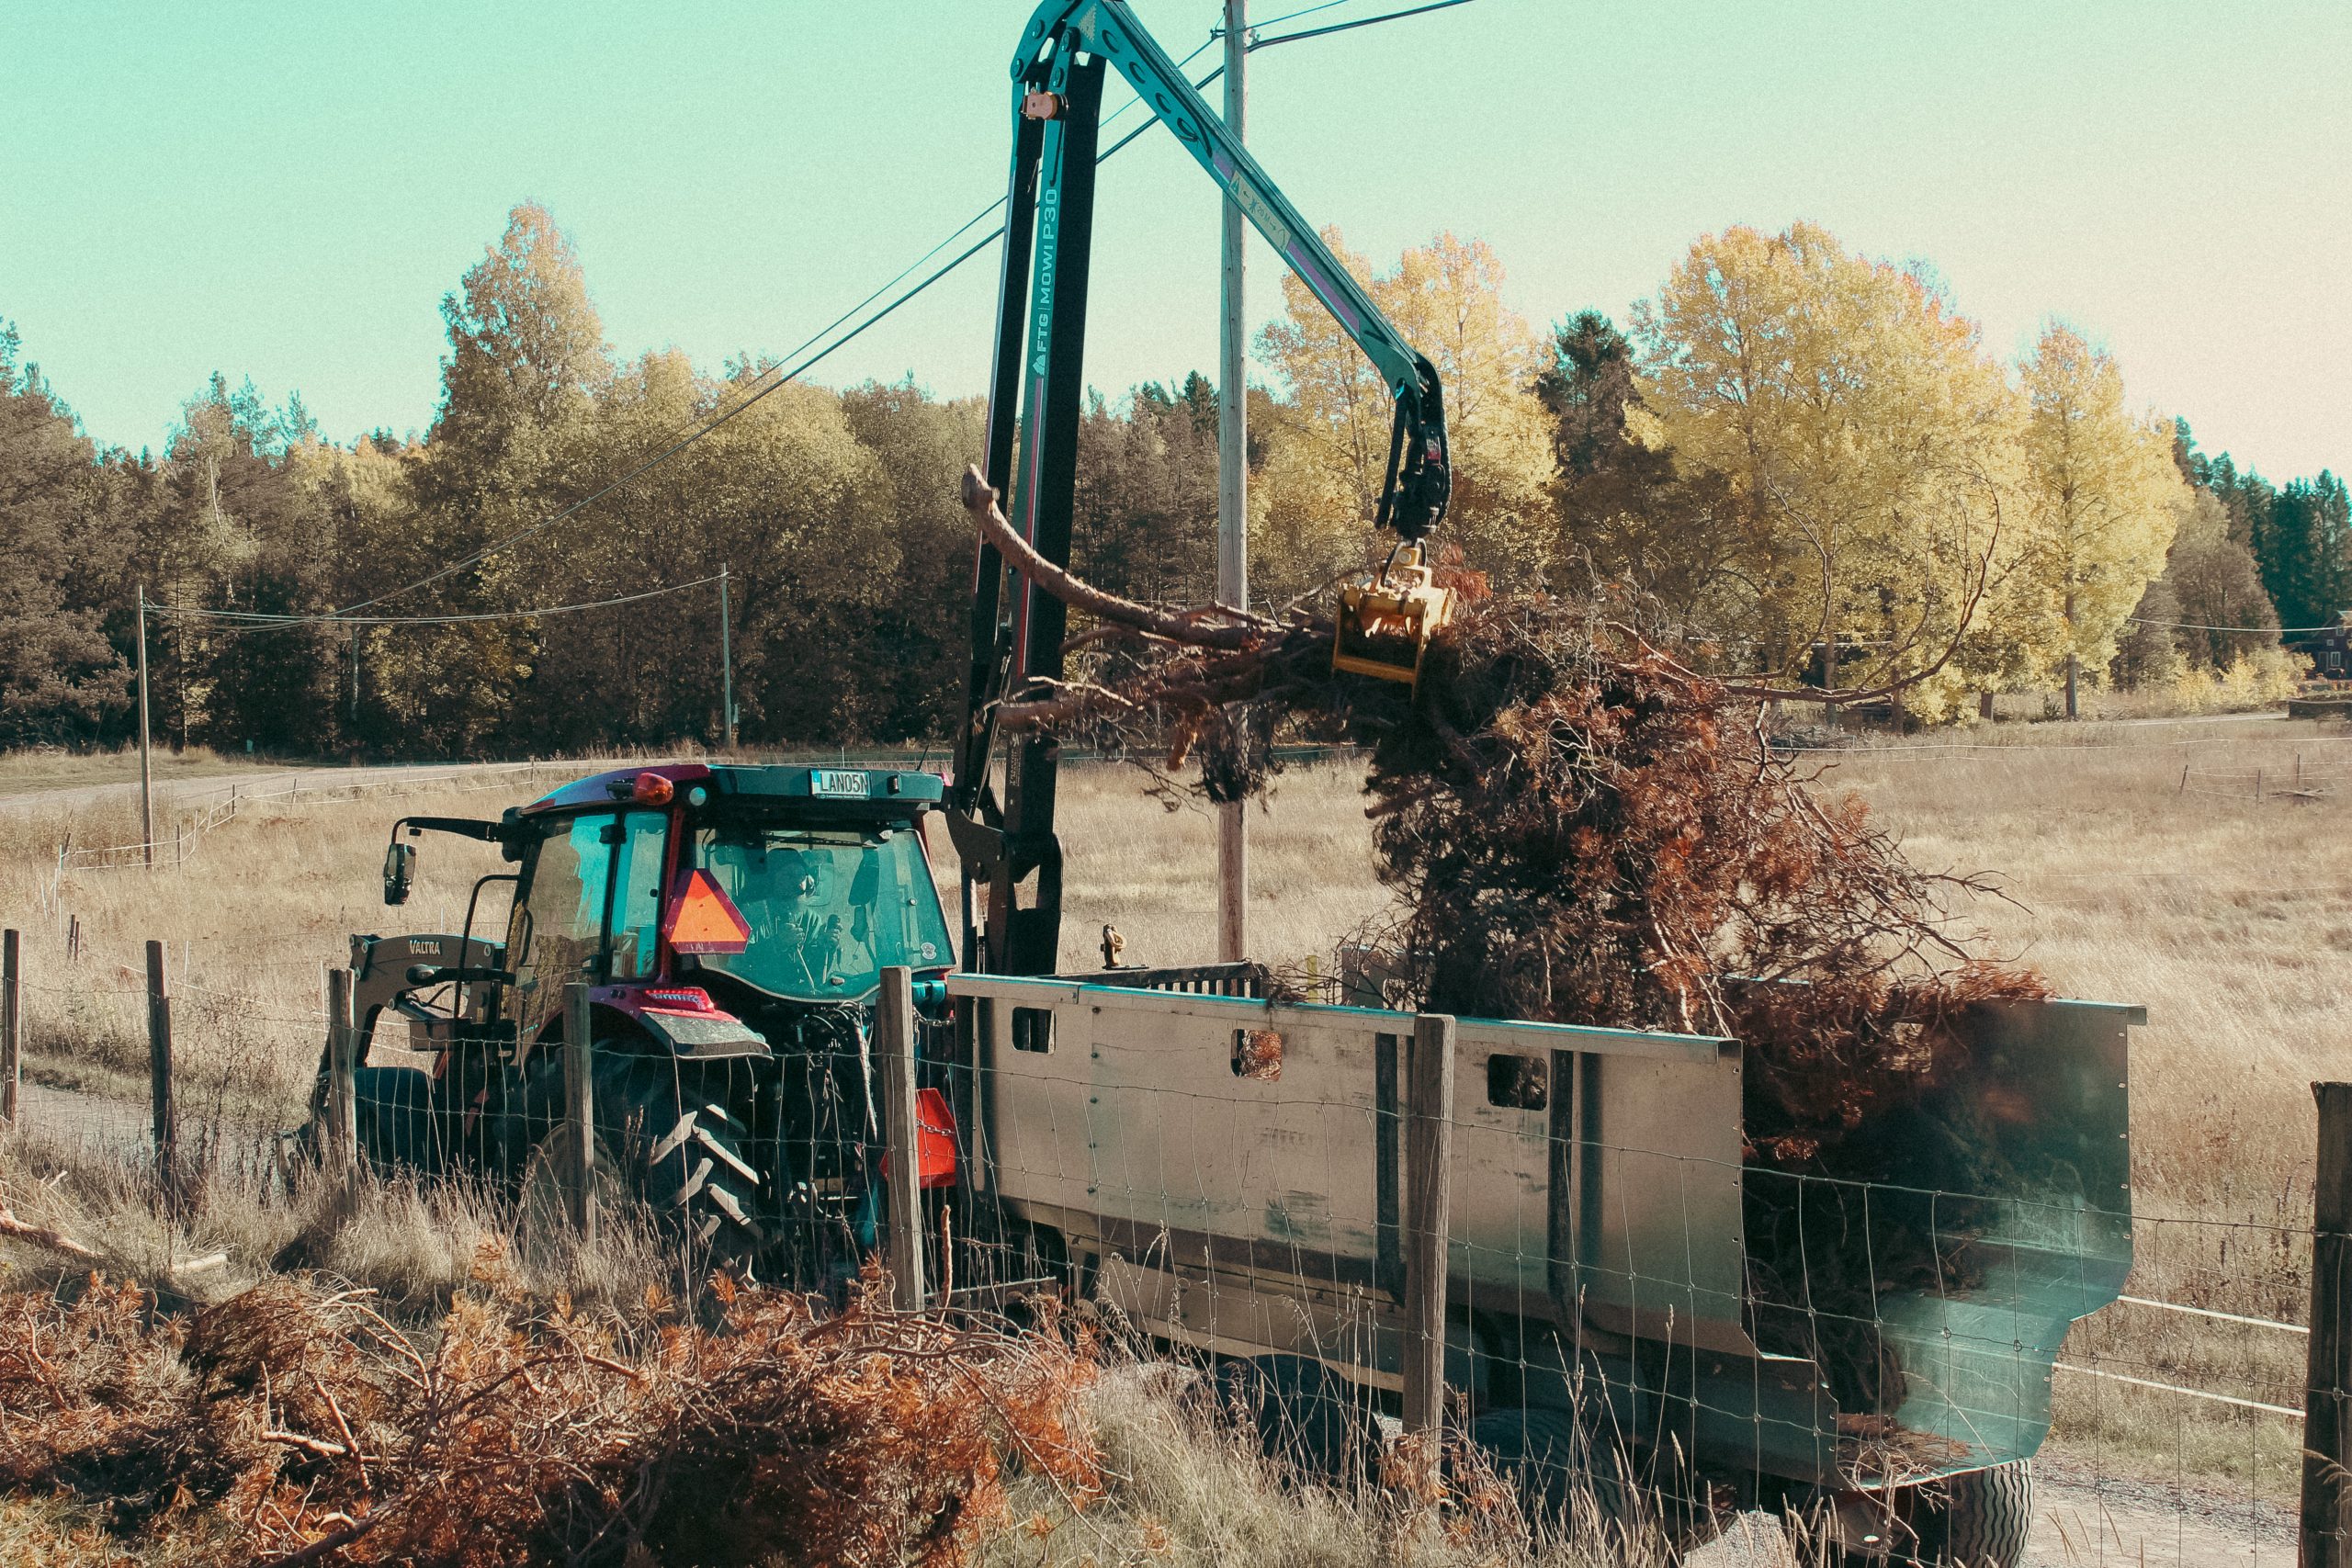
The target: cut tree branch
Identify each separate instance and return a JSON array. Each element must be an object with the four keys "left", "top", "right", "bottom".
[{"left": 962, "top": 466, "right": 1275, "bottom": 652}]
